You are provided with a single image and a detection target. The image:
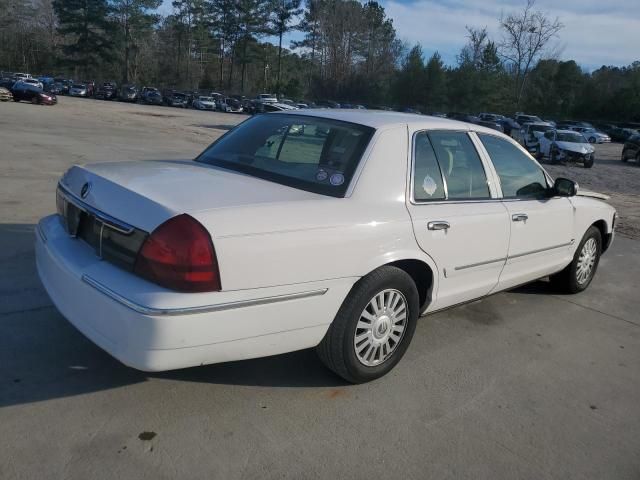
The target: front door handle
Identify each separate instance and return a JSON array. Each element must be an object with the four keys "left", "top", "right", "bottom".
[
  {"left": 512, "top": 213, "right": 528, "bottom": 222},
  {"left": 428, "top": 221, "right": 450, "bottom": 231}
]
